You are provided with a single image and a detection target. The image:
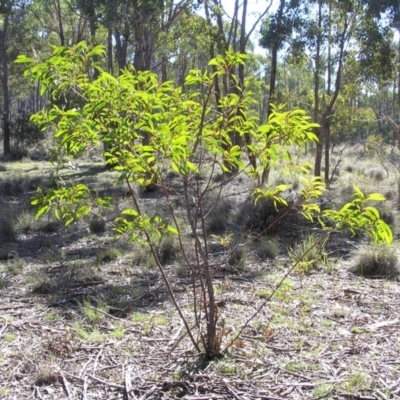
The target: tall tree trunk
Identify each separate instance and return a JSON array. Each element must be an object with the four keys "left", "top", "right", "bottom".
[
  {"left": 262, "top": 0, "right": 285, "bottom": 183},
  {"left": 54, "top": 0, "right": 65, "bottom": 46},
  {"left": 0, "top": 12, "right": 10, "bottom": 156},
  {"left": 324, "top": 1, "right": 332, "bottom": 185},
  {"left": 107, "top": 29, "right": 113, "bottom": 74},
  {"left": 114, "top": 29, "right": 128, "bottom": 71},
  {"left": 86, "top": 0, "right": 99, "bottom": 79},
  {"left": 313, "top": 0, "right": 323, "bottom": 177}
]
